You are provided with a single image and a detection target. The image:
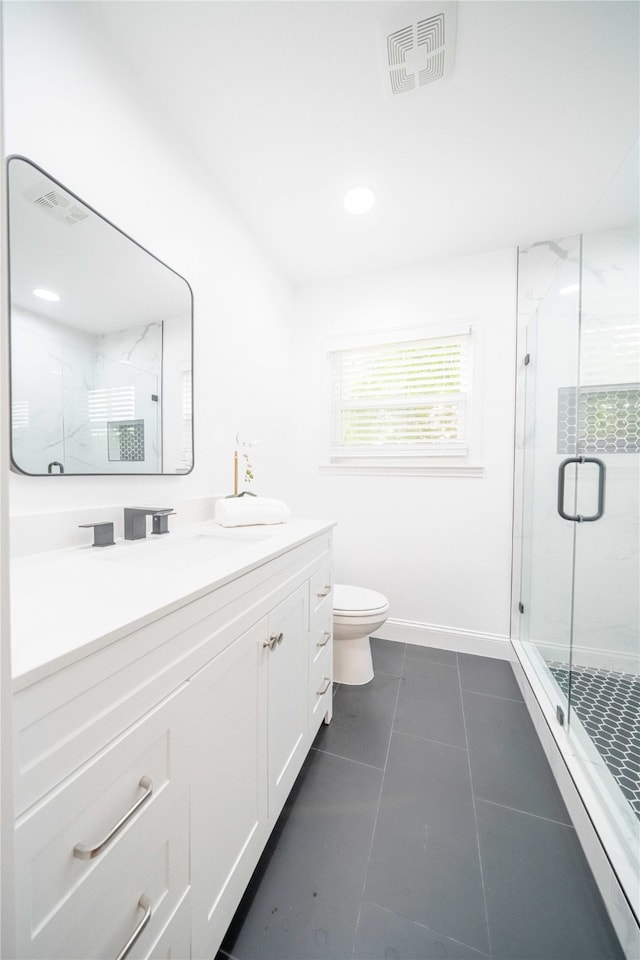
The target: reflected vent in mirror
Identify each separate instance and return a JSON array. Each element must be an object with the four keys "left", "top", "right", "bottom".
[{"left": 24, "top": 181, "right": 89, "bottom": 226}]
